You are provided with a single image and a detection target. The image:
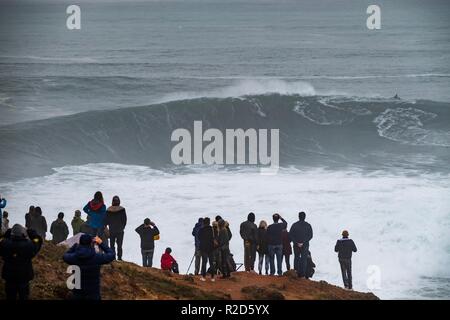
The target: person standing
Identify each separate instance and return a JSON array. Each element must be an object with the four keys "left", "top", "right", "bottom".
[
  {"left": 63, "top": 234, "right": 115, "bottom": 300},
  {"left": 256, "top": 220, "right": 269, "bottom": 275},
  {"left": 50, "top": 212, "right": 69, "bottom": 244},
  {"left": 267, "top": 213, "right": 287, "bottom": 276},
  {"left": 25, "top": 206, "right": 35, "bottom": 229},
  {"left": 135, "top": 218, "right": 160, "bottom": 267},
  {"left": 71, "top": 210, "right": 85, "bottom": 235},
  {"left": 218, "top": 219, "right": 231, "bottom": 279},
  {"left": 30, "top": 207, "right": 47, "bottom": 240},
  {"left": 215, "top": 215, "right": 232, "bottom": 240},
  {"left": 198, "top": 217, "right": 216, "bottom": 282},
  {"left": 0, "top": 195, "right": 7, "bottom": 228},
  {"left": 240, "top": 212, "right": 258, "bottom": 272},
  {"left": 289, "top": 211, "right": 313, "bottom": 278},
  {"left": 334, "top": 230, "right": 357, "bottom": 290},
  {"left": 191, "top": 217, "right": 204, "bottom": 275},
  {"left": 281, "top": 228, "right": 292, "bottom": 271},
  {"left": 105, "top": 195, "right": 127, "bottom": 261},
  {"left": 0, "top": 224, "right": 43, "bottom": 300},
  {"left": 2, "top": 211, "right": 9, "bottom": 234},
  {"left": 83, "top": 191, "right": 107, "bottom": 239}
]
